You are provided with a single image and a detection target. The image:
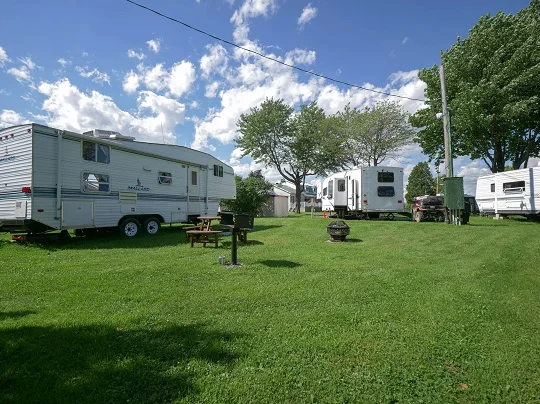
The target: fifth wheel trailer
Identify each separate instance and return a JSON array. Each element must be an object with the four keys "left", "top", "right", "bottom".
[
  {"left": 317, "top": 166, "right": 405, "bottom": 218},
  {"left": 0, "top": 123, "right": 236, "bottom": 237},
  {"left": 475, "top": 166, "right": 540, "bottom": 218}
]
